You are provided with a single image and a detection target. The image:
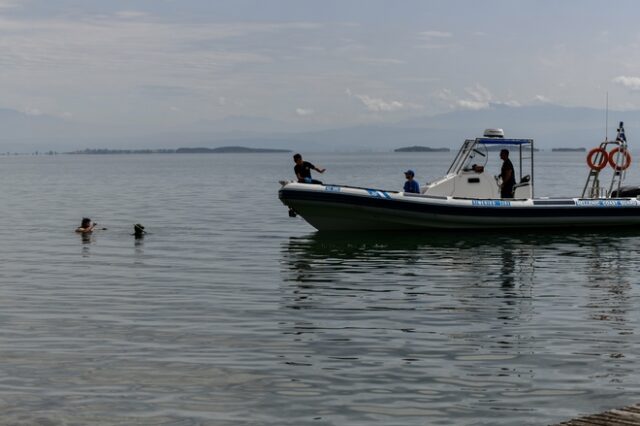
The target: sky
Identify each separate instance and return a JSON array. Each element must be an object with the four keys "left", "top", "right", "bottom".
[{"left": 2, "top": 0, "right": 640, "bottom": 134}]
